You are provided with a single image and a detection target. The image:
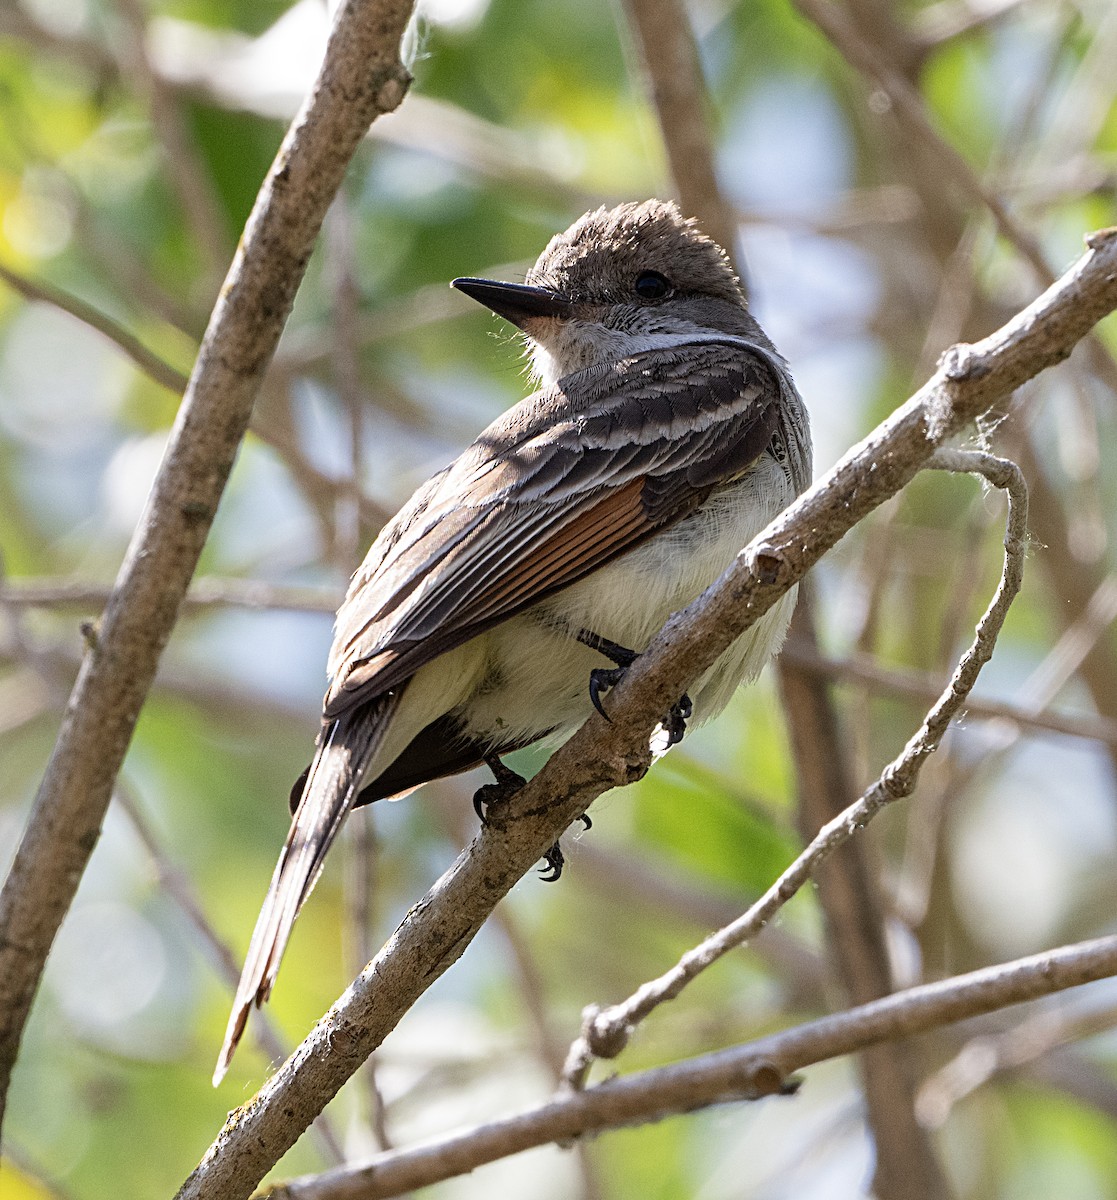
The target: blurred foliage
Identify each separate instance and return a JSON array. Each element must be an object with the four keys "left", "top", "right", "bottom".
[{"left": 2, "top": 0, "right": 1117, "bottom": 1198}]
